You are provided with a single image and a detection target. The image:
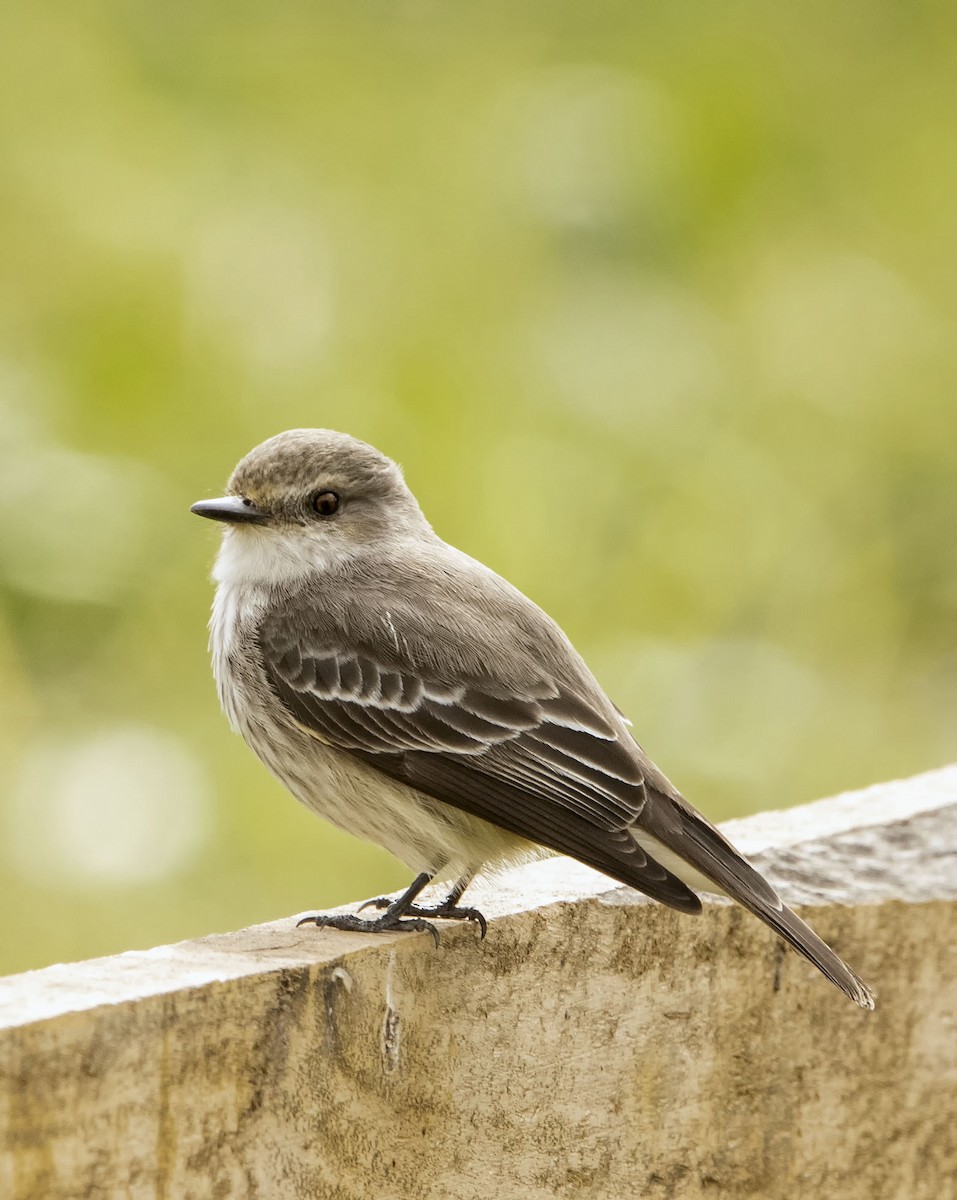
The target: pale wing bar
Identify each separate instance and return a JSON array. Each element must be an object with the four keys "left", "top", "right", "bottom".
[{"left": 266, "top": 644, "right": 646, "bottom": 823}]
